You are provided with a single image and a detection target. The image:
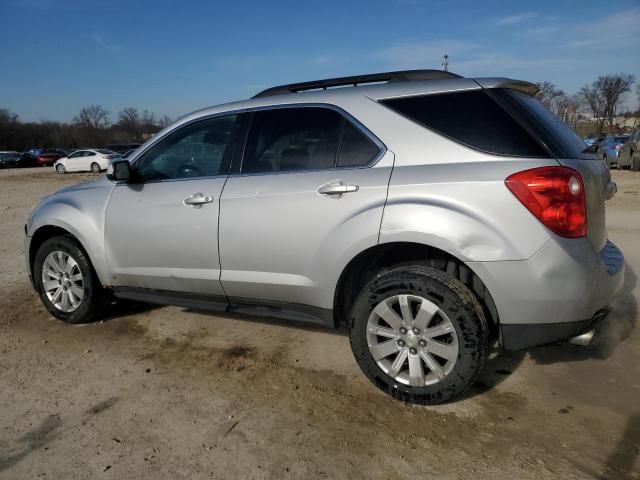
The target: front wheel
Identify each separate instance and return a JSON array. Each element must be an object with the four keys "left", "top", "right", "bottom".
[
  {"left": 55, "top": 164, "right": 66, "bottom": 174},
  {"left": 349, "top": 265, "right": 489, "bottom": 405},
  {"left": 90, "top": 162, "right": 101, "bottom": 173},
  {"left": 33, "top": 235, "right": 109, "bottom": 323}
]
